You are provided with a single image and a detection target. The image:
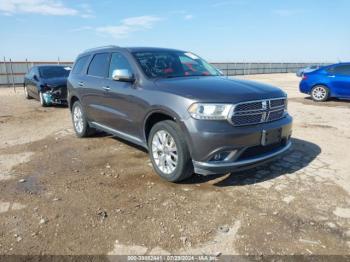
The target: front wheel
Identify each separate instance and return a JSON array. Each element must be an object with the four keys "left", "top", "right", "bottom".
[
  {"left": 24, "top": 85, "right": 31, "bottom": 99},
  {"left": 311, "top": 85, "right": 329, "bottom": 102},
  {"left": 148, "top": 120, "right": 193, "bottom": 182},
  {"left": 39, "top": 91, "right": 48, "bottom": 107}
]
